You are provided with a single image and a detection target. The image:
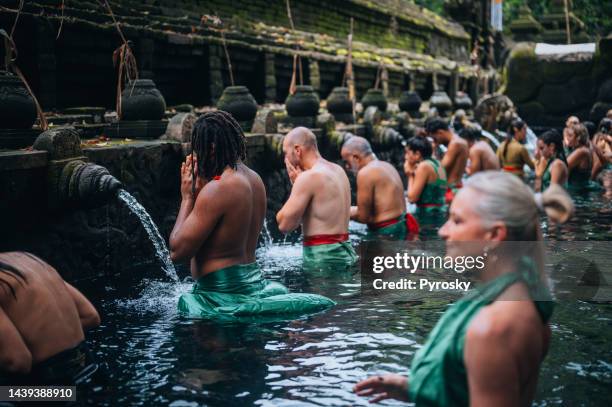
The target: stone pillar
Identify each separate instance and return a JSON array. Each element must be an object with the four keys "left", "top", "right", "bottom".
[
  {"left": 449, "top": 67, "right": 459, "bottom": 102},
  {"left": 36, "top": 20, "right": 57, "bottom": 108},
  {"left": 309, "top": 59, "right": 321, "bottom": 94},
  {"left": 209, "top": 44, "right": 224, "bottom": 104},
  {"left": 264, "top": 53, "right": 276, "bottom": 103},
  {"left": 381, "top": 66, "right": 389, "bottom": 97}
]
